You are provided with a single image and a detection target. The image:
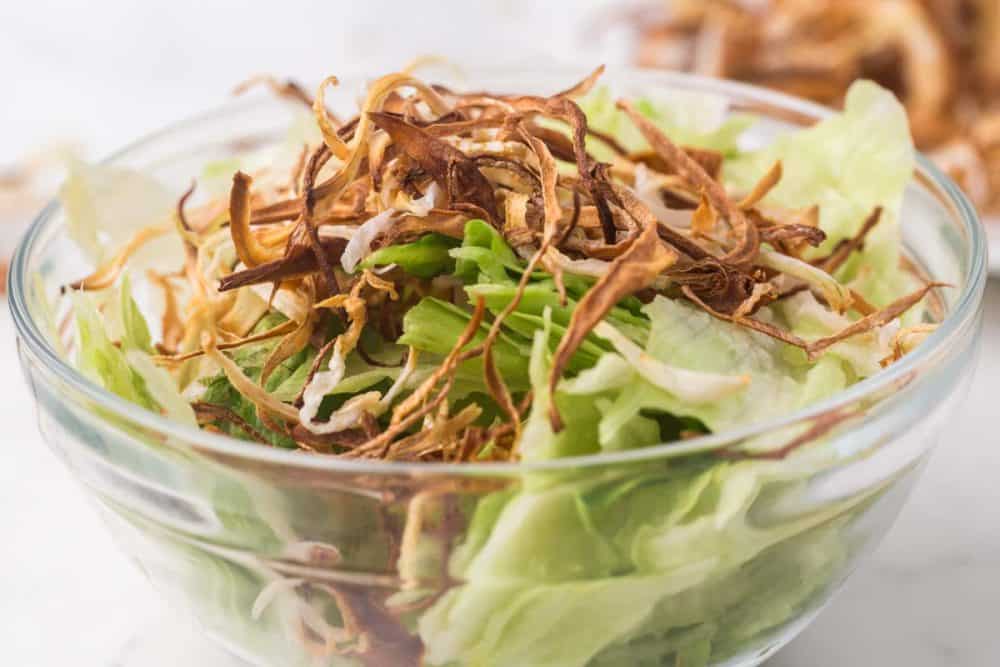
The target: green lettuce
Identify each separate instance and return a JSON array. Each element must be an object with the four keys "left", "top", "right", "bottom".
[
  {"left": 726, "top": 80, "right": 916, "bottom": 307},
  {"left": 419, "top": 451, "right": 866, "bottom": 667},
  {"left": 451, "top": 219, "right": 522, "bottom": 284},
  {"left": 59, "top": 158, "right": 179, "bottom": 266},
  {"left": 399, "top": 222, "right": 657, "bottom": 399},
  {"left": 198, "top": 320, "right": 315, "bottom": 447},
  {"left": 415, "top": 296, "right": 874, "bottom": 666},
  {"left": 398, "top": 297, "right": 533, "bottom": 394},
  {"left": 579, "top": 86, "right": 755, "bottom": 159},
  {"left": 72, "top": 277, "right": 197, "bottom": 426},
  {"left": 361, "top": 233, "right": 459, "bottom": 278},
  {"left": 576, "top": 297, "right": 851, "bottom": 448},
  {"left": 73, "top": 291, "right": 157, "bottom": 410},
  {"left": 116, "top": 273, "right": 154, "bottom": 353}
]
